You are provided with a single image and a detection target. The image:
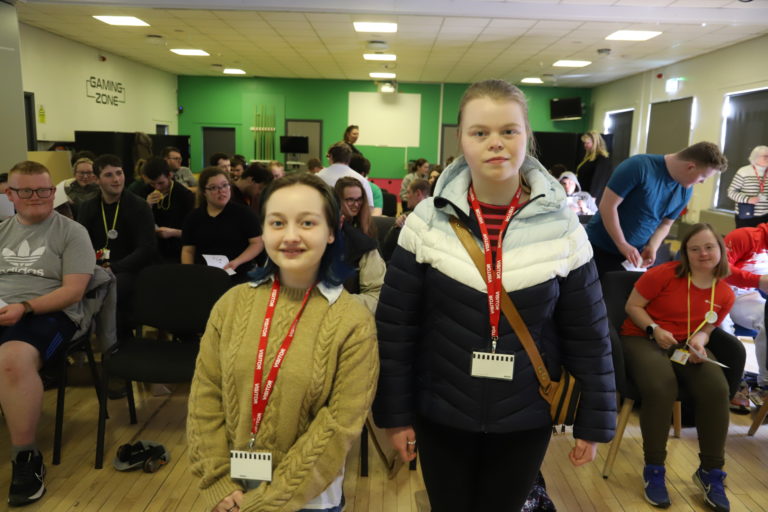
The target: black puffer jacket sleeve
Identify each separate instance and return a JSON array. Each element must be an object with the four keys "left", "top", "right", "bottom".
[
  {"left": 372, "top": 244, "right": 426, "bottom": 428},
  {"left": 554, "top": 259, "right": 616, "bottom": 443}
]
